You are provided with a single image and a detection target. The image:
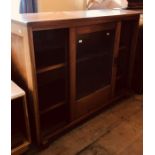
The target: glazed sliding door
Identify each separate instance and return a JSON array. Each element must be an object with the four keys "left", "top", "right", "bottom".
[{"left": 75, "top": 23, "right": 116, "bottom": 118}]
